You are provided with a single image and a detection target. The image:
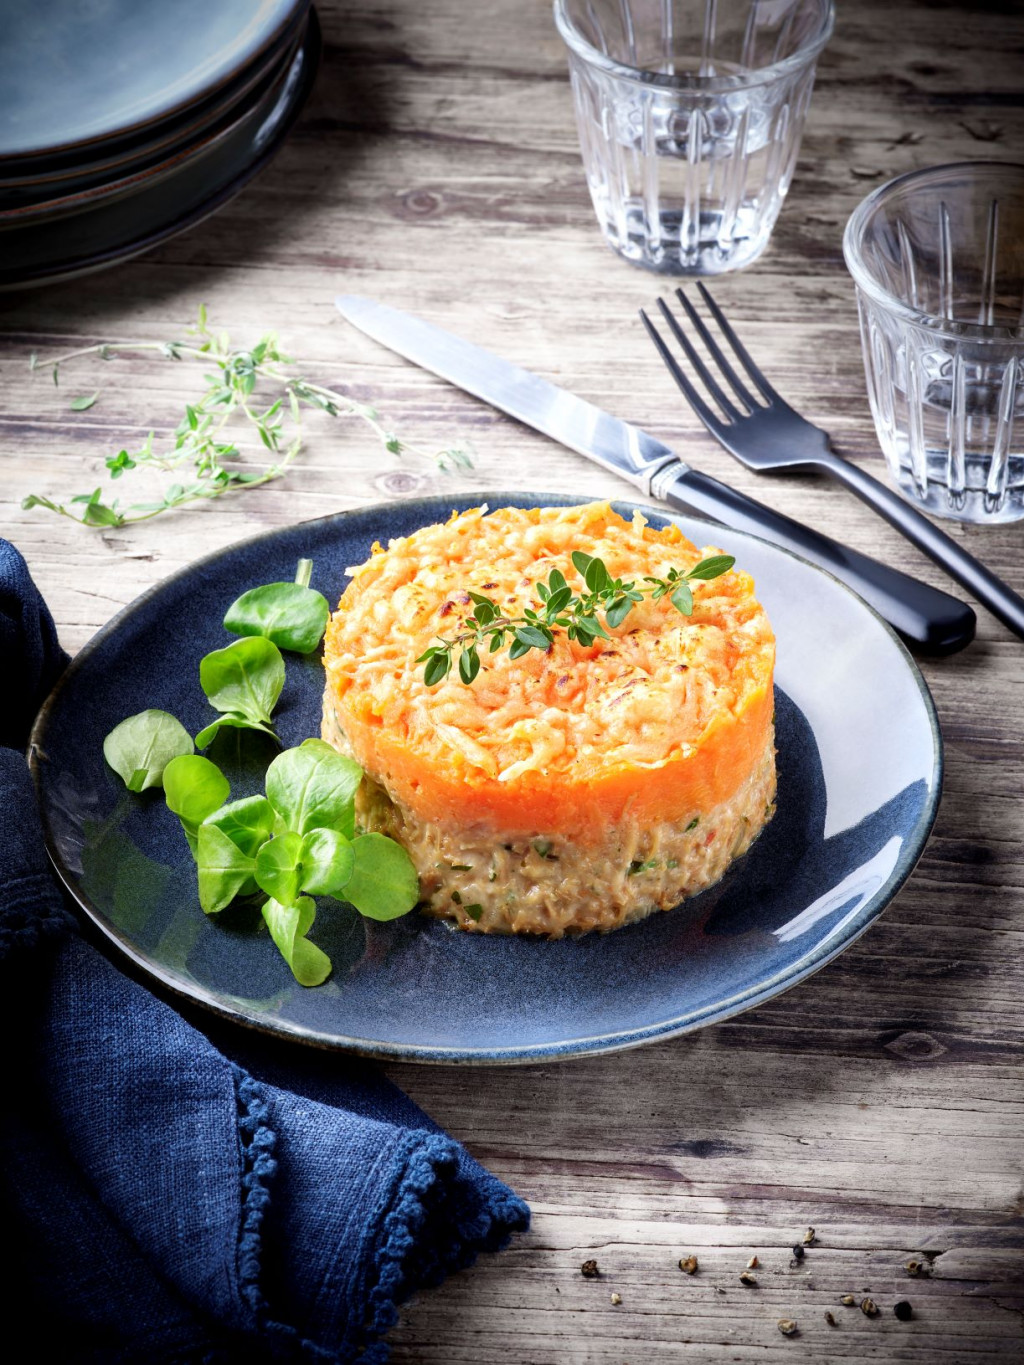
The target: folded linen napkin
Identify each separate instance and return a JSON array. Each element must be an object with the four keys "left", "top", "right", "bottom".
[{"left": 0, "top": 537, "right": 528, "bottom": 1364}]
